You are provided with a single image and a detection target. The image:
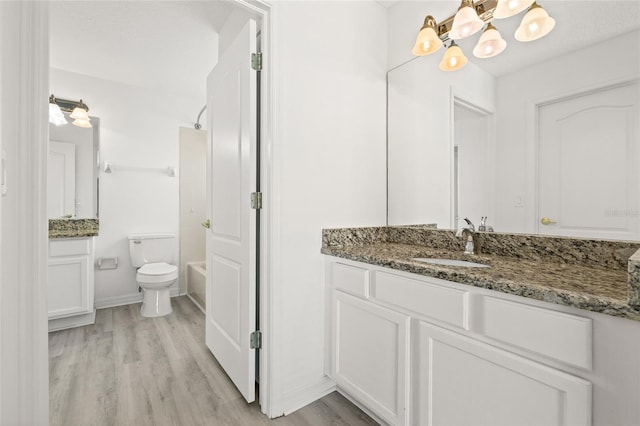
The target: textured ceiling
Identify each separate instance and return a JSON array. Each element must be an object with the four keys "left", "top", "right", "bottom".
[
  {"left": 51, "top": 1, "right": 640, "bottom": 95},
  {"left": 50, "top": 1, "right": 236, "bottom": 100}
]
